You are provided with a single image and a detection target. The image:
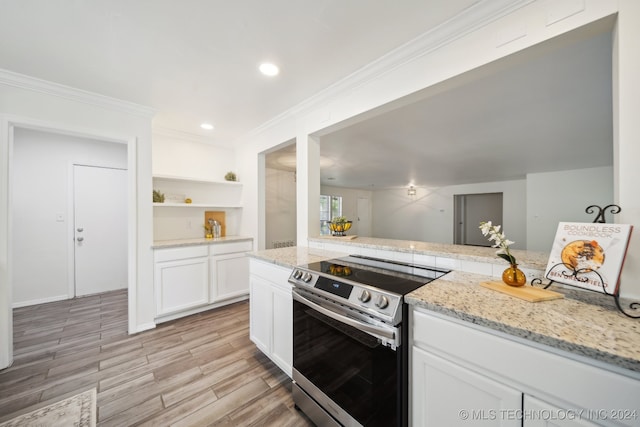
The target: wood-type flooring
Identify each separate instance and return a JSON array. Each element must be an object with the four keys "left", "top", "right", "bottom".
[{"left": 0, "top": 290, "right": 314, "bottom": 426}]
